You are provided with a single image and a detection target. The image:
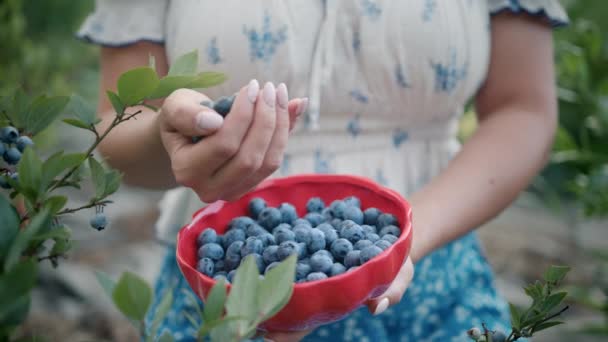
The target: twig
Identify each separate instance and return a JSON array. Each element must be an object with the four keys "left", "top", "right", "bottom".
[{"left": 56, "top": 200, "right": 112, "bottom": 215}]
